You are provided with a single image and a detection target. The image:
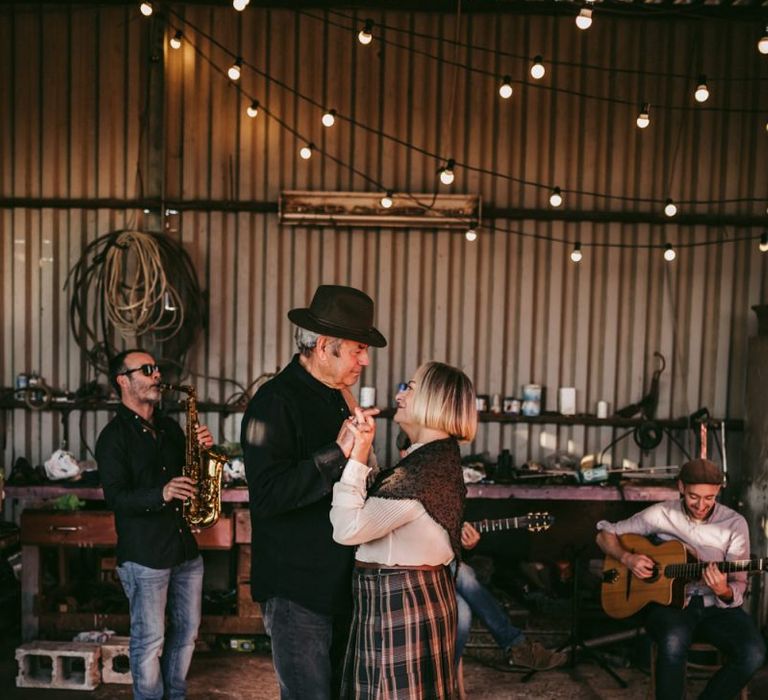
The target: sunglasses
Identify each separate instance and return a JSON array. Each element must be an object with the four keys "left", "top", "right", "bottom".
[{"left": 119, "top": 363, "right": 160, "bottom": 378}]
